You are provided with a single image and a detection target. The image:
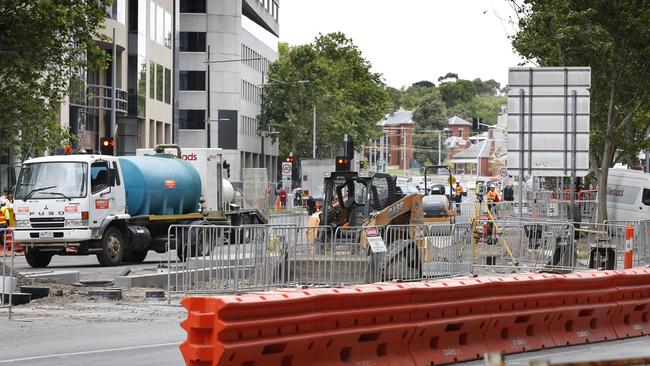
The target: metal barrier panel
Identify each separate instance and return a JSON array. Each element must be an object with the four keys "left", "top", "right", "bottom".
[
  {"left": 268, "top": 207, "right": 310, "bottom": 227},
  {"left": 578, "top": 223, "right": 627, "bottom": 270},
  {"left": 1, "top": 228, "right": 15, "bottom": 319},
  {"left": 454, "top": 220, "right": 576, "bottom": 274}
]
